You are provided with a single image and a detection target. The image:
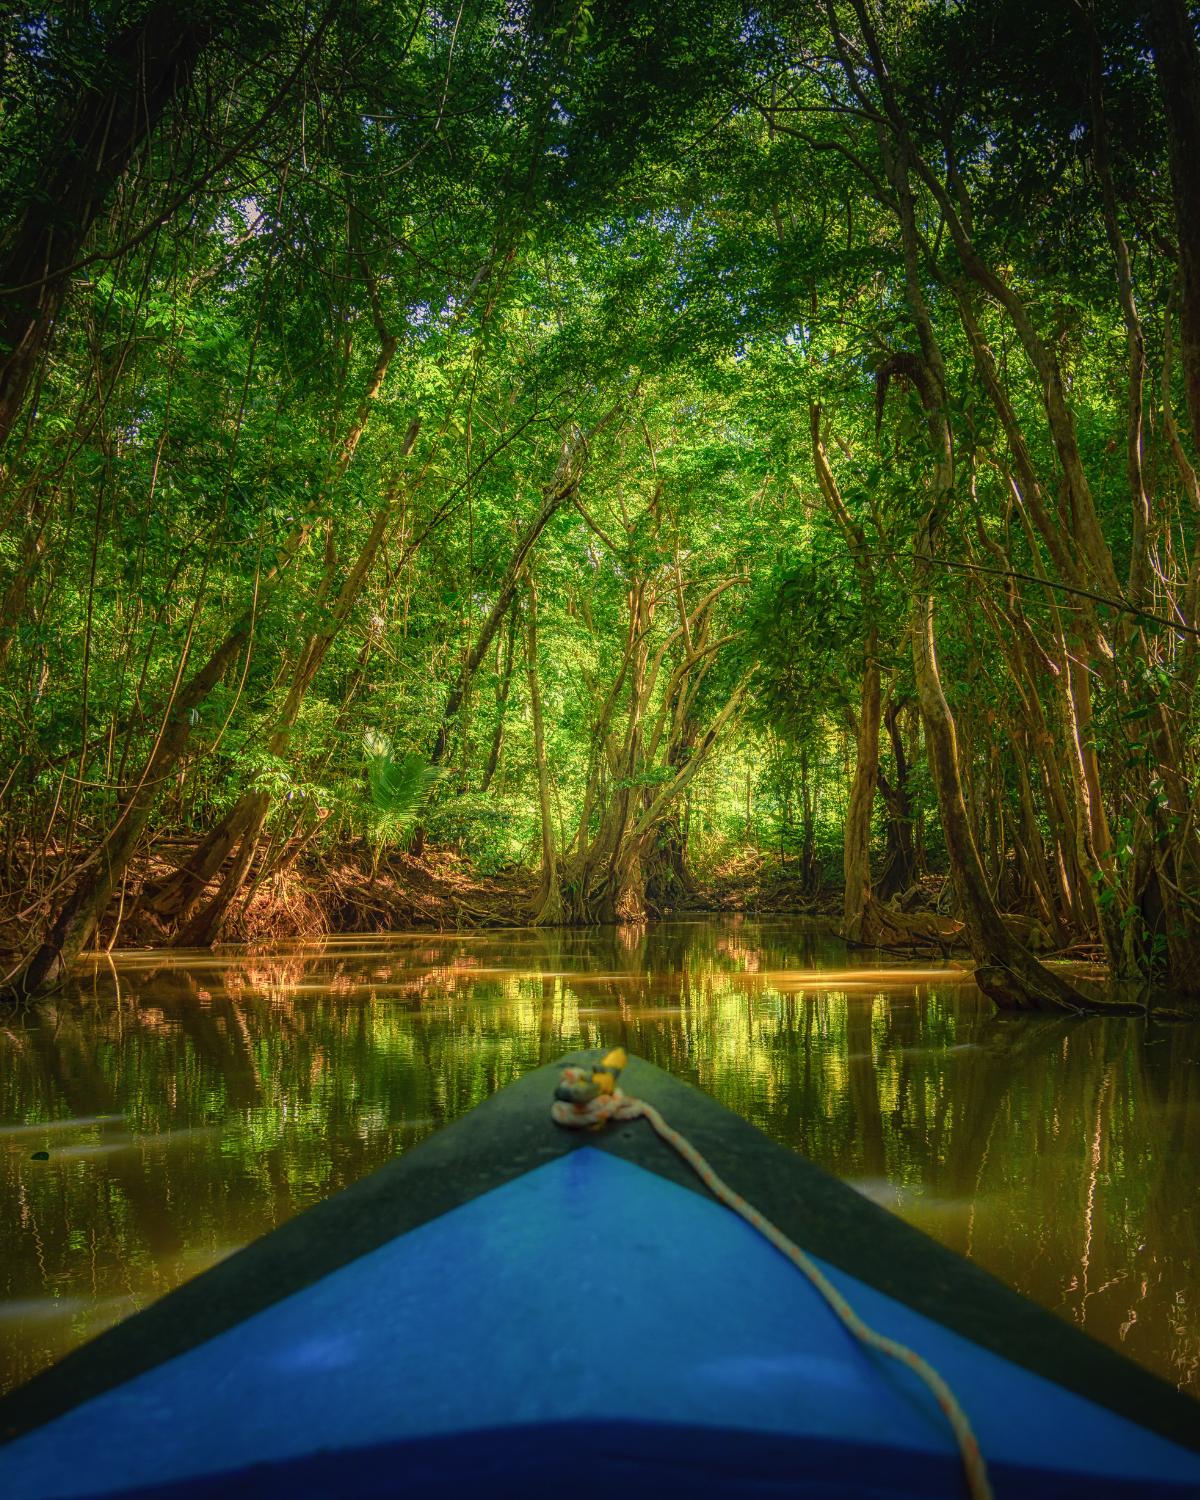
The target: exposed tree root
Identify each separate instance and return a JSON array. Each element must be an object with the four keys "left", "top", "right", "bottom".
[
  {"left": 849, "top": 897, "right": 966, "bottom": 953},
  {"left": 973, "top": 963, "right": 1148, "bottom": 1016}
]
